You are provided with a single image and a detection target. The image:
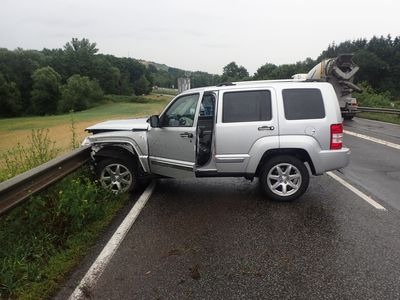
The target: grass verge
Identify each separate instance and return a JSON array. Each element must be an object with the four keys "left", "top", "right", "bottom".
[
  {"left": 0, "top": 93, "right": 168, "bottom": 298},
  {"left": 0, "top": 167, "right": 127, "bottom": 299},
  {"left": 0, "top": 93, "right": 173, "bottom": 156},
  {"left": 357, "top": 112, "right": 400, "bottom": 125}
]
